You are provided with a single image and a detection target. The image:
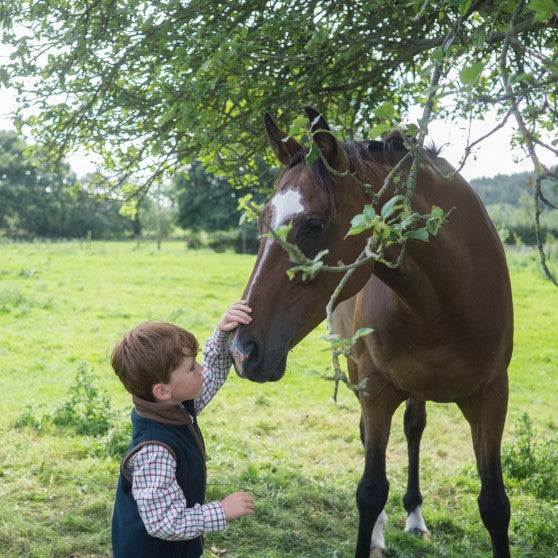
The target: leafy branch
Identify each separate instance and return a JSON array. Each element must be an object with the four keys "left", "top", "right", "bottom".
[{"left": 499, "top": 0, "right": 558, "bottom": 286}]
